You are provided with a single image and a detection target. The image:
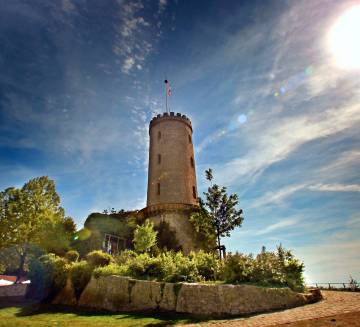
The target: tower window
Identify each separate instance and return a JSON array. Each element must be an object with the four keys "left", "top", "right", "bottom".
[
  {"left": 158, "top": 131, "right": 161, "bottom": 140},
  {"left": 157, "top": 183, "right": 160, "bottom": 195},
  {"left": 192, "top": 186, "right": 196, "bottom": 199},
  {"left": 158, "top": 154, "right": 161, "bottom": 164},
  {"left": 190, "top": 157, "right": 194, "bottom": 168},
  {"left": 188, "top": 135, "right": 192, "bottom": 143}
]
